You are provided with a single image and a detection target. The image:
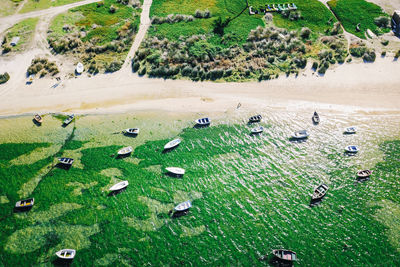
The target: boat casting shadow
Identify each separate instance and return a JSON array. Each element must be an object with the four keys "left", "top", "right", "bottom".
[
  {"left": 32, "top": 119, "right": 41, "bottom": 127},
  {"left": 309, "top": 198, "right": 323, "bottom": 207},
  {"left": 193, "top": 124, "right": 210, "bottom": 129},
  {"left": 52, "top": 257, "right": 73, "bottom": 266},
  {"left": 169, "top": 210, "right": 189, "bottom": 218},
  {"left": 123, "top": 133, "right": 138, "bottom": 138},
  {"left": 116, "top": 153, "right": 132, "bottom": 159},
  {"left": 289, "top": 137, "right": 307, "bottom": 143},
  {"left": 165, "top": 172, "right": 183, "bottom": 178},
  {"left": 356, "top": 176, "right": 370, "bottom": 182},
  {"left": 344, "top": 152, "right": 357, "bottom": 157},
  {"left": 108, "top": 187, "right": 127, "bottom": 197},
  {"left": 55, "top": 163, "right": 72, "bottom": 171},
  {"left": 13, "top": 206, "right": 33, "bottom": 213},
  {"left": 268, "top": 257, "right": 294, "bottom": 267},
  {"left": 343, "top": 132, "right": 356, "bottom": 135},
  {"left": 162, "top": 147, "right": 178, "bottom": 154}
]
